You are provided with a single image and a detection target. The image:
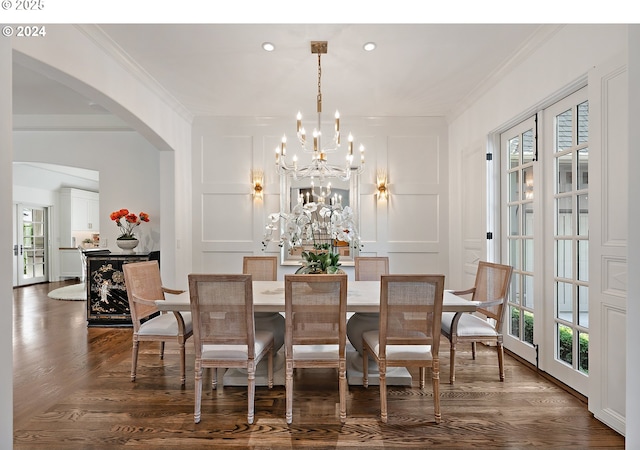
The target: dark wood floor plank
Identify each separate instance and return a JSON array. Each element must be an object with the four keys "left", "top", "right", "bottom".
[{"left": 13, "top": 281, "right": 625, "bottom": 449}]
